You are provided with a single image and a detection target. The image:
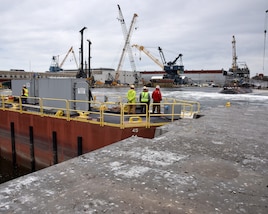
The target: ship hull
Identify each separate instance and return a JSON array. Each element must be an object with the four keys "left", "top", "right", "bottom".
[{"left": 0, "top": 110, "right": 156, "bottom": 169}]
